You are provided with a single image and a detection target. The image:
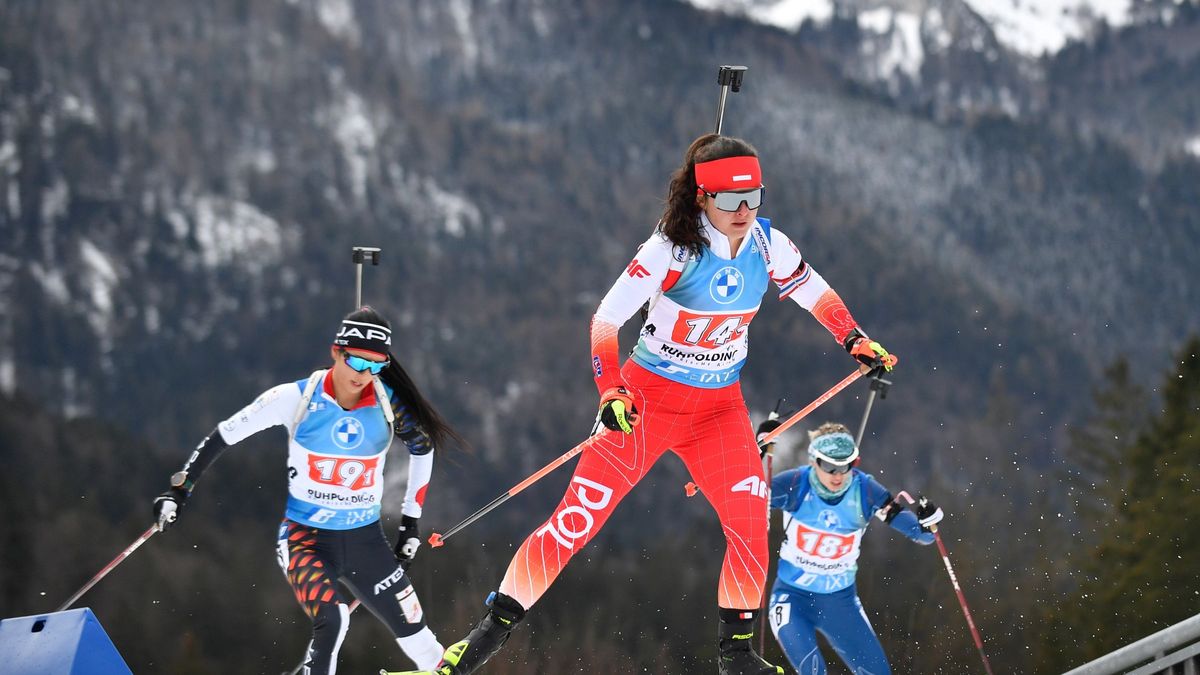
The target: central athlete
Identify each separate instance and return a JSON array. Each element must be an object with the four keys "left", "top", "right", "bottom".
[{"left": 393, "top": 134, "right": 895, "bottom": 675}]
